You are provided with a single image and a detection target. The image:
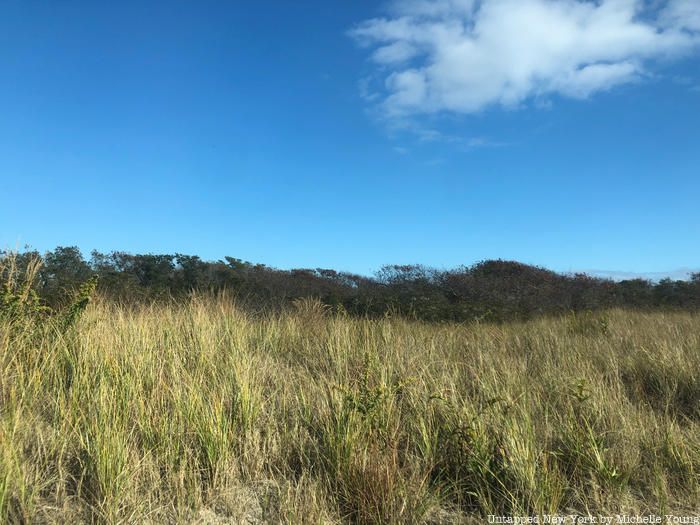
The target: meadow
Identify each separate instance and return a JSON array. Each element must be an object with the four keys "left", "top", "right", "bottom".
[{"left": 2, "top": 290, "right": 700, "bottom": 523}]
